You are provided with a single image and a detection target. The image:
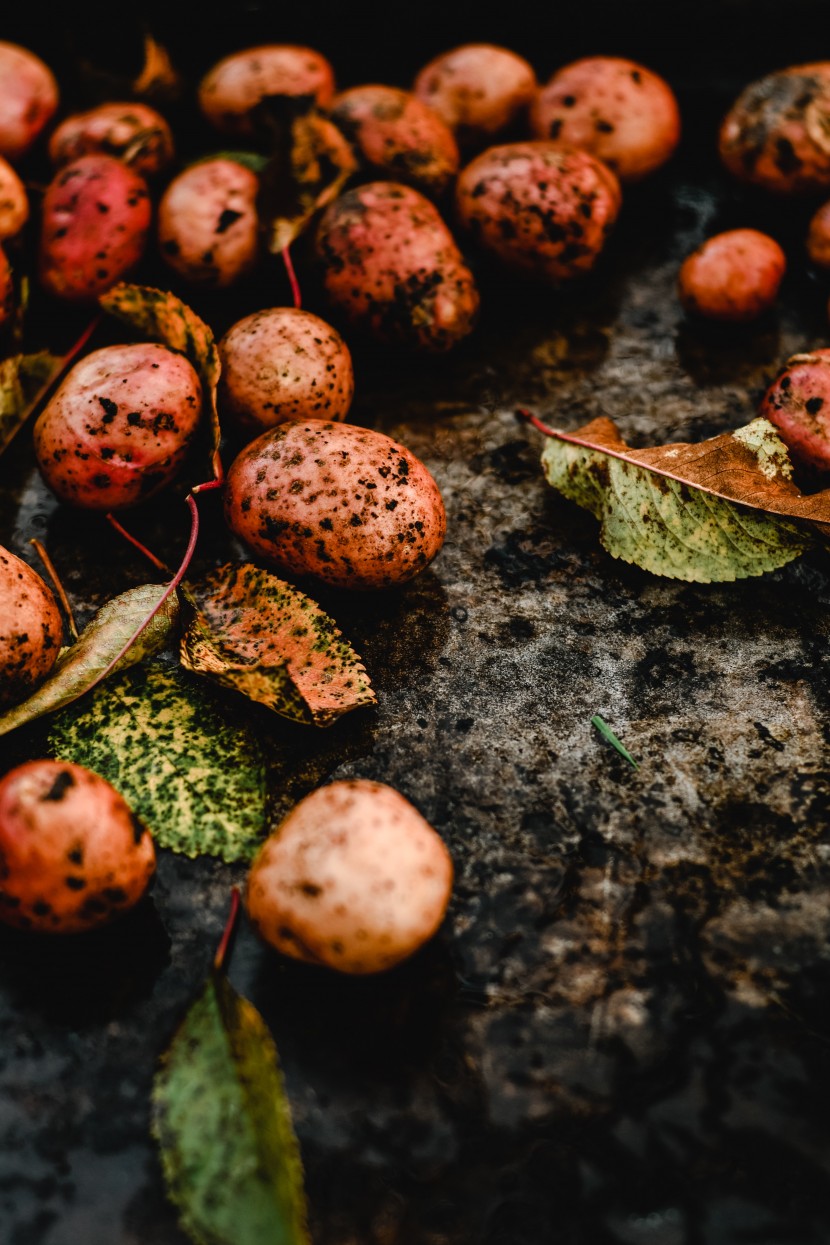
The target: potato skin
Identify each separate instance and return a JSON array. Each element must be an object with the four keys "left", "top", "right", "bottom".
[
  {"left": 158, "top": 159, "right": 259, "bottom": 288},
  {"left": 0, "top": 41, "right": 58, "bottom": 161},
  {"left": 0, "top": 760, "right": 155, "bottom": 934},
  {"left": 720, "top": 63, "right": 830, "bottom": 194},
  {"left": 0, "top": 547, "right": 62, "bottom": 709},
  {"left": 246, "top": 780, "right": 453, "bottom": 974},
  {"left": 198, "top": 45, "right": 335, "bottom": 134},
  {"left": 678, "top": 229, "right": 786, "bottom": 322},
  {"left": 807, "top": 199, "right": 830, "bottom": 267},
  {"left": 456, "top": 141, "right": 621, "bottom": 282},
  {"left": 224, "top": 419, "right": 446, "bottom": 589},
  {"left": 316, "top": 181, "right": 479, "bottom": 351},
  {"left": 758, "top": 348, "right": 830, "bottom": 472},
  {"left": 39, "top": 155, "right": 151, "bottom": 302},
  {"left": 530, "top": 57, "right": 680, "bottom": 183},
  {"left": 414, "top": 43, "right": 536, "bottom": 147},
  {"left": 0, "top": 156, "right": 28, "bottom": 240},
  {"left": 0, "top": 244, "right": 11, "bottom": 329},
  {"left": 219, "top": 308, "right": 354, "bottom": 432},
  {"left": 331, "top": 85, "right": 459, "bottom": 196},
  {"left": 49, "top": 102, "right": 174, "bottom": 178},
  {"left": 34, "top": 343, "right": 202, "bottom": 511}
]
